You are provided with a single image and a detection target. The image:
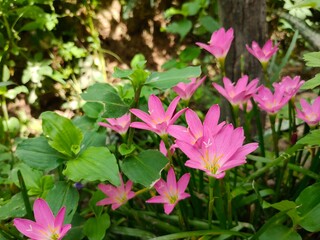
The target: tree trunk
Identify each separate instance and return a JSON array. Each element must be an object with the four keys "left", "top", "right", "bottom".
[{"left": 218, "top": 0, "right": 267, "bottom": 81}]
